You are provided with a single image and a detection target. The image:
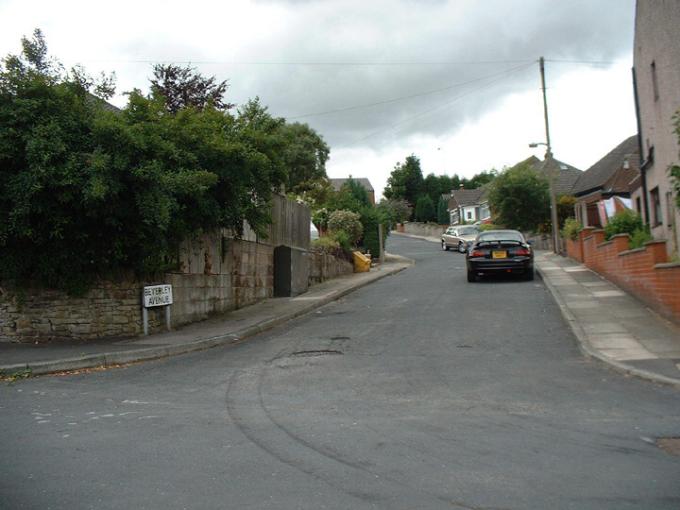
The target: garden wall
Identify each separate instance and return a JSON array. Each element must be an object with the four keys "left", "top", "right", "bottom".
[
  {"left": 399, "top": 222, "right": 447, "bottom": 239},
  {"left": 566, "top": 227, "right": 680, "bottom": 324}
]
